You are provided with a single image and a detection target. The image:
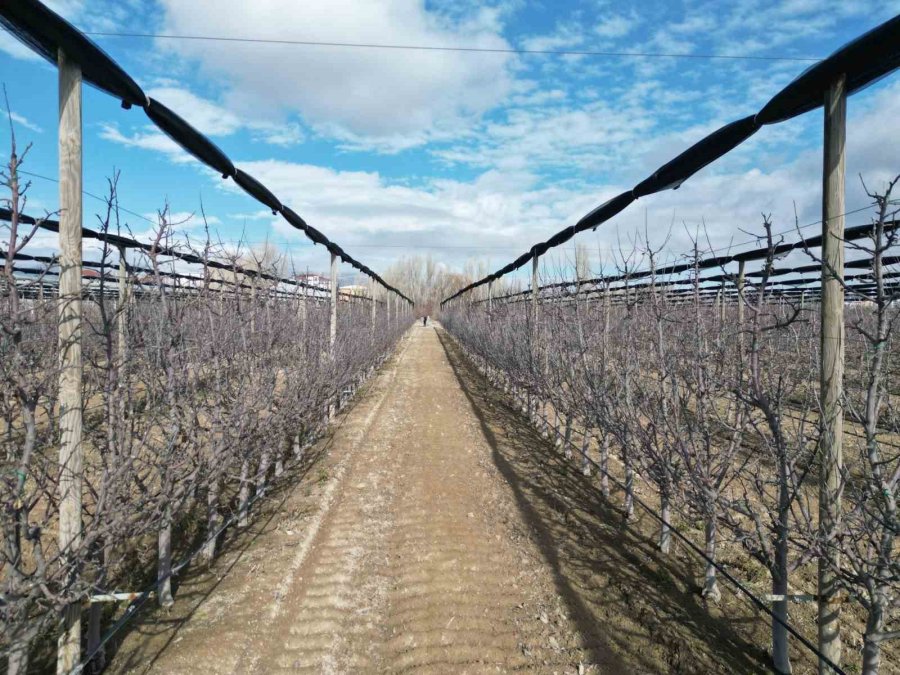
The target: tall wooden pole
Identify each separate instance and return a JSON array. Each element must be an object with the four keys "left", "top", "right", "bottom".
[
  {"left": 57, "top": 49, "right": 84, "bottom": 675},
  {"left": 531, "top": 255, "right": 539, "bottom": 329},
  {"left": 299, "top": 269, "right": 308, "bottom": 333},
  {"left": 329, "top": 252, "right": 338, "bottom": 353},
  {"left": 736, "top": 260, "right": 747, "bottom": 377},
  {"left": 117, "top": 246, "right": 128, "bottom": 363},
  {"left": 249, "top": 275, "right": 257, "bottom": 333},
  {"left": 488, "top": 280, "right": 493, "bottom": 319},
  {"left": 371, "top": 283, "right": 377, "bottom": 333},
  {"left": 819, "top": 73, "right": 846, "bottom": 674}
]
